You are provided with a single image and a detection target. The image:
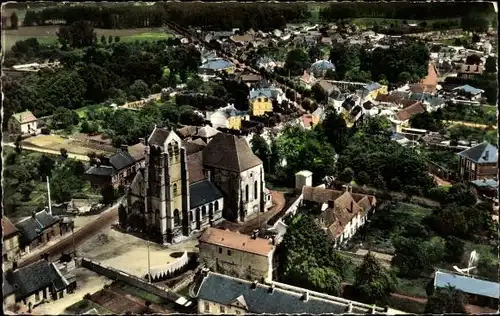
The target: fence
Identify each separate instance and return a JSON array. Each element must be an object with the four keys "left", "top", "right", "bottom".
[
  {"left": 149, "top": 251, "right": 190, "bottom": 280},
  {"left": 81, "top": 258, "right": 193, "bottom": 308}
]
